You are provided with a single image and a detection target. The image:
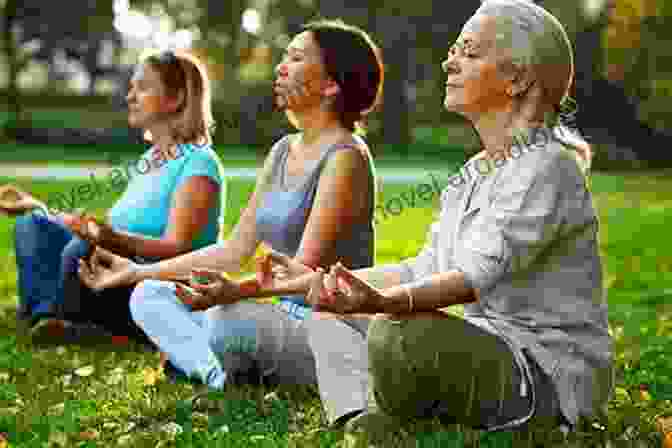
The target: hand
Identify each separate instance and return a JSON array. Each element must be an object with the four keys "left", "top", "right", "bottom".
[
  {"left": 61, "top": 212, "right": 115, "bottom": 247},
  {"left": 307, "top": 262, "right": 385, "bottom": 314},
  {"left": 256, "top": 249, "right": 313, "bottom": 290},
  {"left": 0, "top": 185, "right": 47, "bottom": 216},
  {"left": 176, "top": 268, "right": 242, "bottom": 310},
  {"left": 78, "top": 247, "right": 139, "bottom": 292}
]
